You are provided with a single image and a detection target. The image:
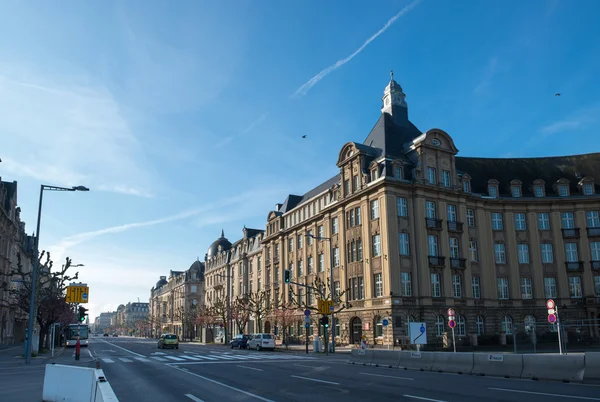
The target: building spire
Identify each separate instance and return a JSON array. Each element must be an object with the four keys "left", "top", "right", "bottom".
[
  {"left": 390, "top": 69, "right": 394, "bottom": 80},
  {"left": 221, "top": 229, "right": 225, "bottom": 238},
  {"left": 381, "top": 70, "right": 408, "bottom": 122}
]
